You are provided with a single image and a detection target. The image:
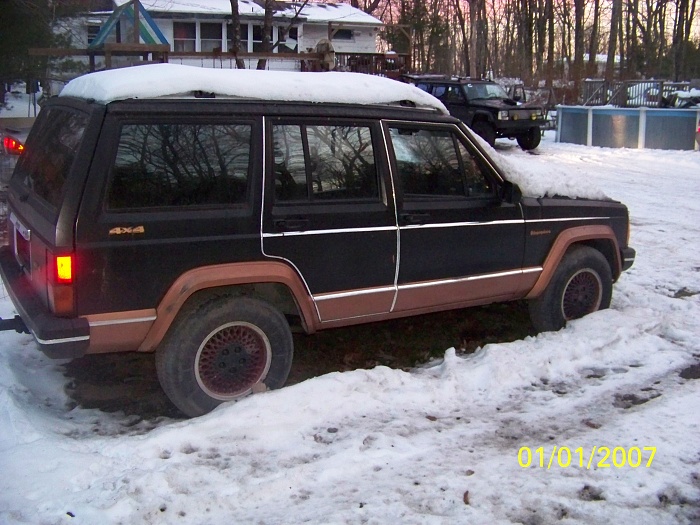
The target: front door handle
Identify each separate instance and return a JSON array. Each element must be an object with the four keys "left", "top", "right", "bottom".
[{"left": 274, "top": 218, "right": 309, "bottom": 232}]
